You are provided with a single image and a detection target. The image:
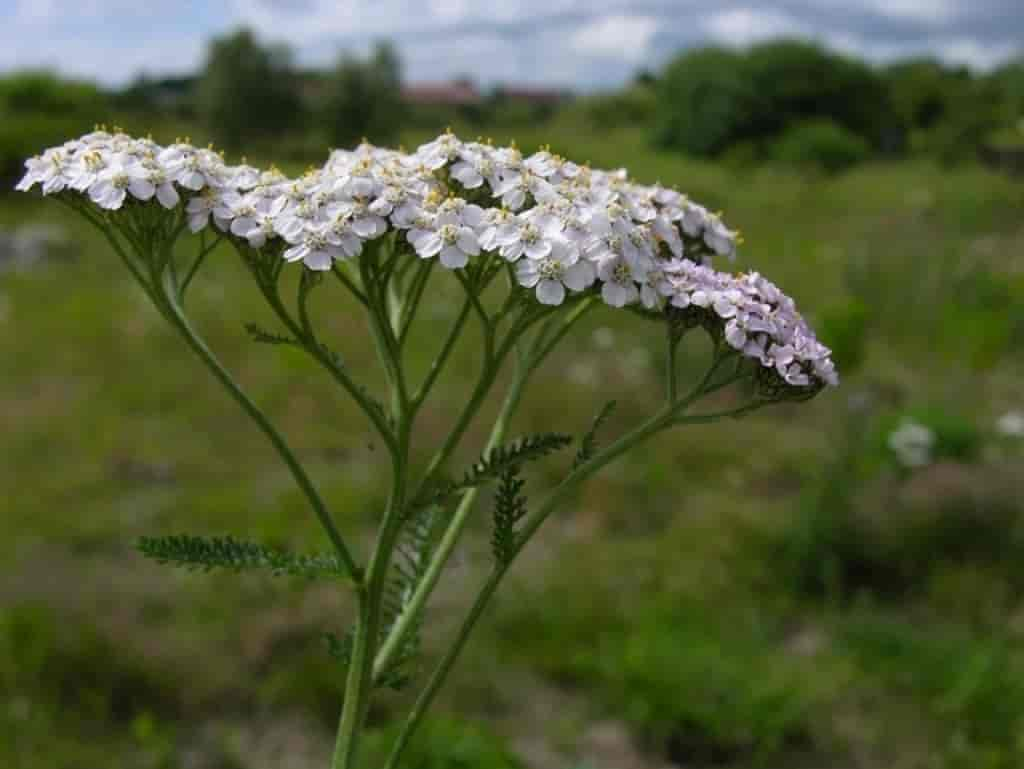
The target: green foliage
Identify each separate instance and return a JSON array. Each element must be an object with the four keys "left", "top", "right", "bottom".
[
  {"left": 496, "top": 588, "right": 824, "bottom": 765},
  {"left": 841, "top": 616, "right": 1024, "bottom": 766},
  {"left": 491, "top": 469, "right": 528, "bottom": 563},
  {"left": 769, "top": 119, "right": 871, "bottom": 174},
  {"left": 0, "top": 71, "right": 110, "bottom": 184},
  {"left": 655, "top": 41, "right": 901, "bottom": 161},
  {"left": 419, "top": 433, "right": 572, "bottom": 508},
  {"left": 0, "top": 71, "right": 107, "bottom": 117},
  {"left": 321, "top": 41, "right": 404, "bottom": 148},
  {"left": 379, "top": 505, "right": 447, "bottom": 688},
  {"left": 137, "top": 535, "right": 352, "bottom": 579},
  {"left": 817, "top": 299, "right": 870, "bottom": 374},
  {"left": 244, "top": 322, "right": 298, "bottom": 347},
  {"left": 363, "top": 717, "right": 523, "bottom": 768},
  {"left": 196, "top": 27, "right": 302, "bottom": 149},
  {"left": 877, "top": 407, "right": 982, "bottom": 465},
  {"left": 578, "top": 85, "right": 657, "bottom": 131},
  {"left": 0, "top": 604, "right": 179, "bottom": 721},
  {"left": 654, "top": 47, "right": 755, "bottom": 157}
]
